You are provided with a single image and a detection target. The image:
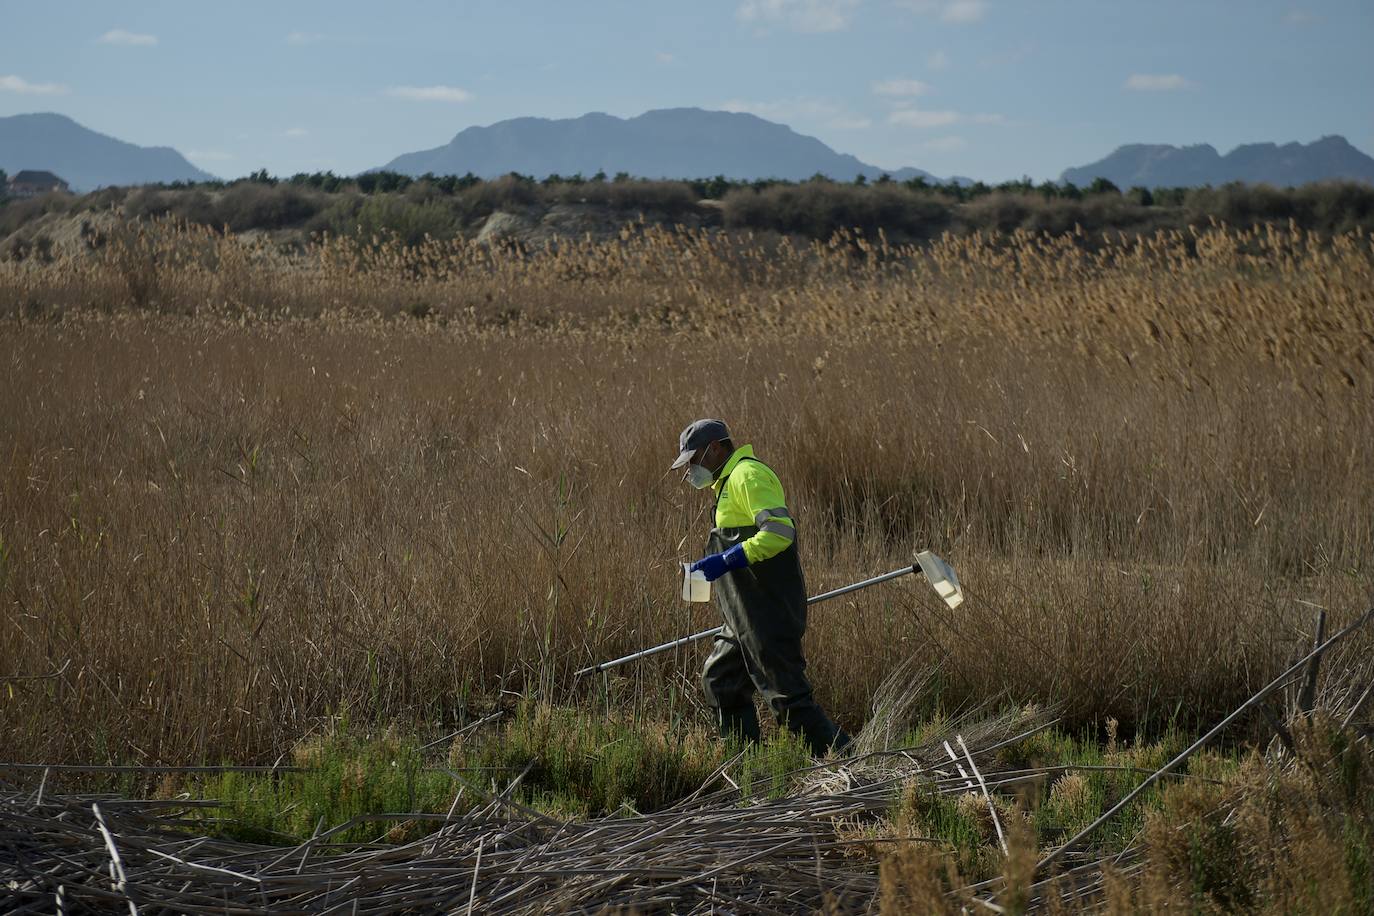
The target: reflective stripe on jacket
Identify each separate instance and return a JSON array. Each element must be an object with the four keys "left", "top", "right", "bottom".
[{"left": 711, "top": 445, "right": 796, "bottom": 564}]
